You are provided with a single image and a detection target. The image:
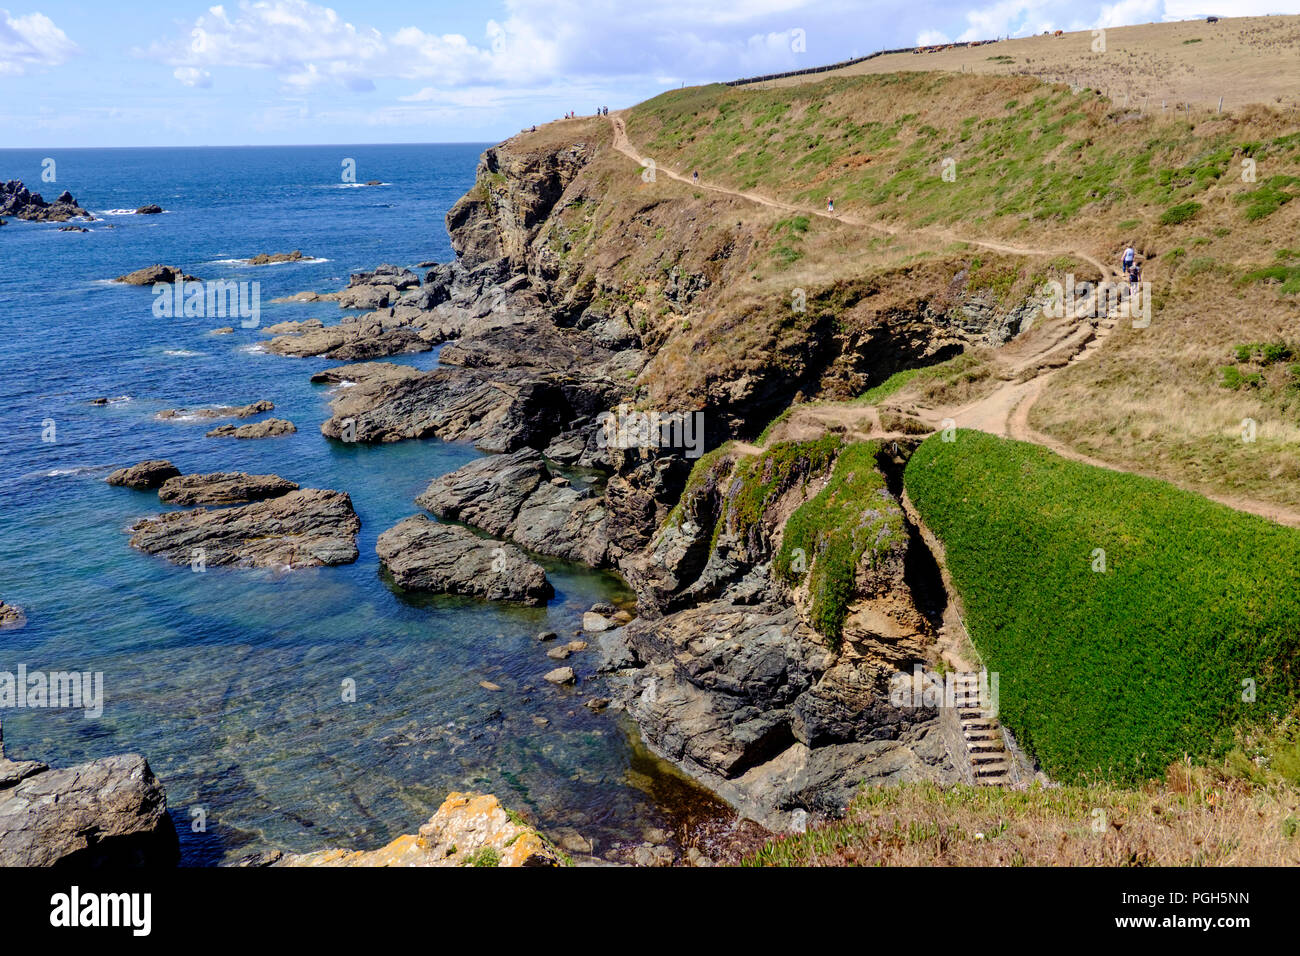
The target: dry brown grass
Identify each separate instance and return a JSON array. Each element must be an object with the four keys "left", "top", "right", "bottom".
[
  {"left": 746, "top": 765, "right": 1300, "bottom": 866},
  {"left": 765, "top": 15, "right": 1300, "bottom": 115}
]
